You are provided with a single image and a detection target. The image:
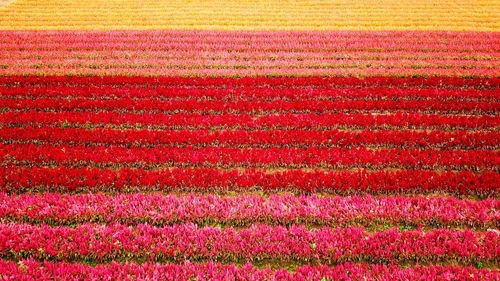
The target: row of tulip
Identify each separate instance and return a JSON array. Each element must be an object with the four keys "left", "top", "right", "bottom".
[
  {"left": 2, "top": 30, "right": 497, "bottom": 43},
  {"left": 2, "top": 42, "right": 496, "bottom": 55},
  {"left": 2, "top": 58, "right": 495, "bottom": 70},
  {"left": 1, "top": 192, "right": 497, "bottom": 228},
  {"left": 4, "top": 96, "right": 497, "bottom": 114},
  {"left": 3, "top": 66, "right": 497, "bottom": 77},
  {"left": 0, "top": 30, "right": 496, "bottom": 76},
  {"left": 3, "top": 111, "right": 498, "bottom": 131},
  {"left": 3, "top": 143, "right": 498, "bottom": 170},
  {"left": 1, "top": 75, "right": 496, "bottom": 89},
  {"left": 3, "top": 127, "right": 498, "bottom": 150},
  {"left": 3, "top": 51, "right": 497, "bottom": 64},
  {"left": 2, "top": 85, "right": 497, "bottom": 101},
  {"left": 4, "top": 57, "right": 496, "bottom": 66},
  {"left": 0, "top": 260, "right": 498, "bottom": 281},
  {"left": 0, "top": 223, "right": 497, "bottom": 264},
  {"left": 2, "top": 165, "right": 497, "bottom": 194},
  {"left": 1, "top": 33, "right": 497, "bottom": 52},
  {"left": 0, "top": 1, "right": 496, "bottom": 31}
]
